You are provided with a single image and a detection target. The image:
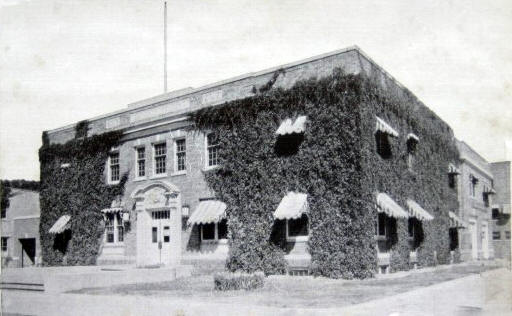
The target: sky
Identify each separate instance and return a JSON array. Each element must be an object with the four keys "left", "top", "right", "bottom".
[{"left": 1, "top": 0, "right": 511, "bottom": 181}]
